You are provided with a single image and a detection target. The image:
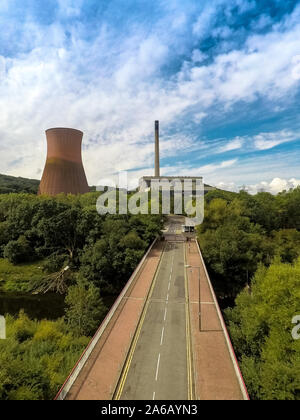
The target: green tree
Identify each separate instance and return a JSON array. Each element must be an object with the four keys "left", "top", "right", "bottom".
[
  {"left": 65, "top": 280, "right": 106, "bottom": 337},
  {"left": 0, "top": 221, "right": 10, "bottom": 256},
  {"left": 277, "top": 187, "right": 300, "bottom": 230},
  {"left": 226, "top": 259, "right": 300, "bottom": 400},
  {"left": 0, "top": 312, "right": 89, "bottom": 400},
  {"left": 271, "top": 229, "right": 300, "bottom": 263},
  {"left": 4, "top": 236, "right": 33, "bottom": 264},
  {"left": 199, "top": 223, "right": 273, "bottom": 299}
]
